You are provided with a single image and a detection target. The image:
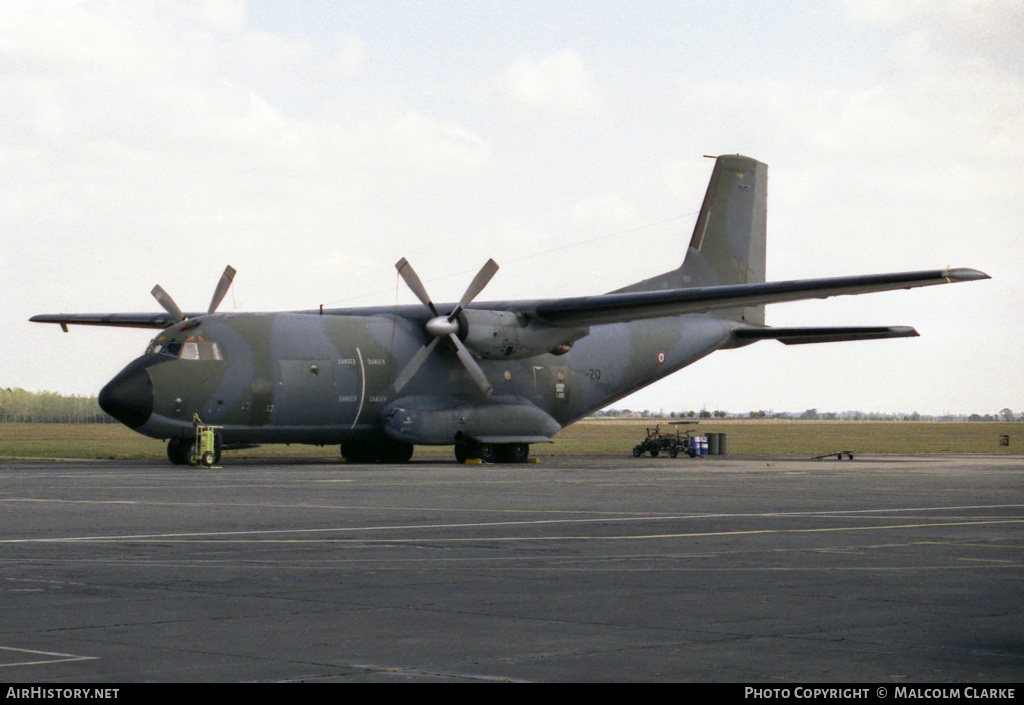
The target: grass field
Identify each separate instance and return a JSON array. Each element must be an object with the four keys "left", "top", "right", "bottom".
[{"left": 0, "top": 420, "right": 1020, "bottom": 461}]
